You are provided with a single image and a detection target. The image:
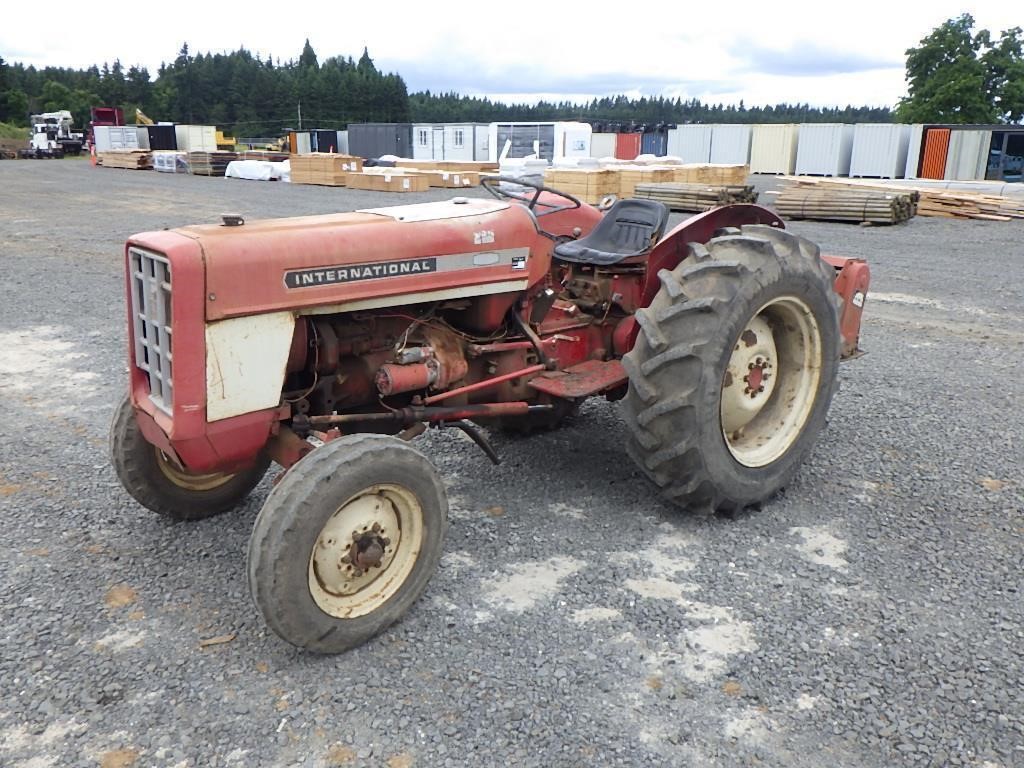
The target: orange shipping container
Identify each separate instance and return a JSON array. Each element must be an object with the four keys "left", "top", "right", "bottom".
[
  {"left": 920, "top": 128, "right": 950, "bottom": 179},
  {"left": 615, "top": 133, "right": 641, "bottom": 160}
]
